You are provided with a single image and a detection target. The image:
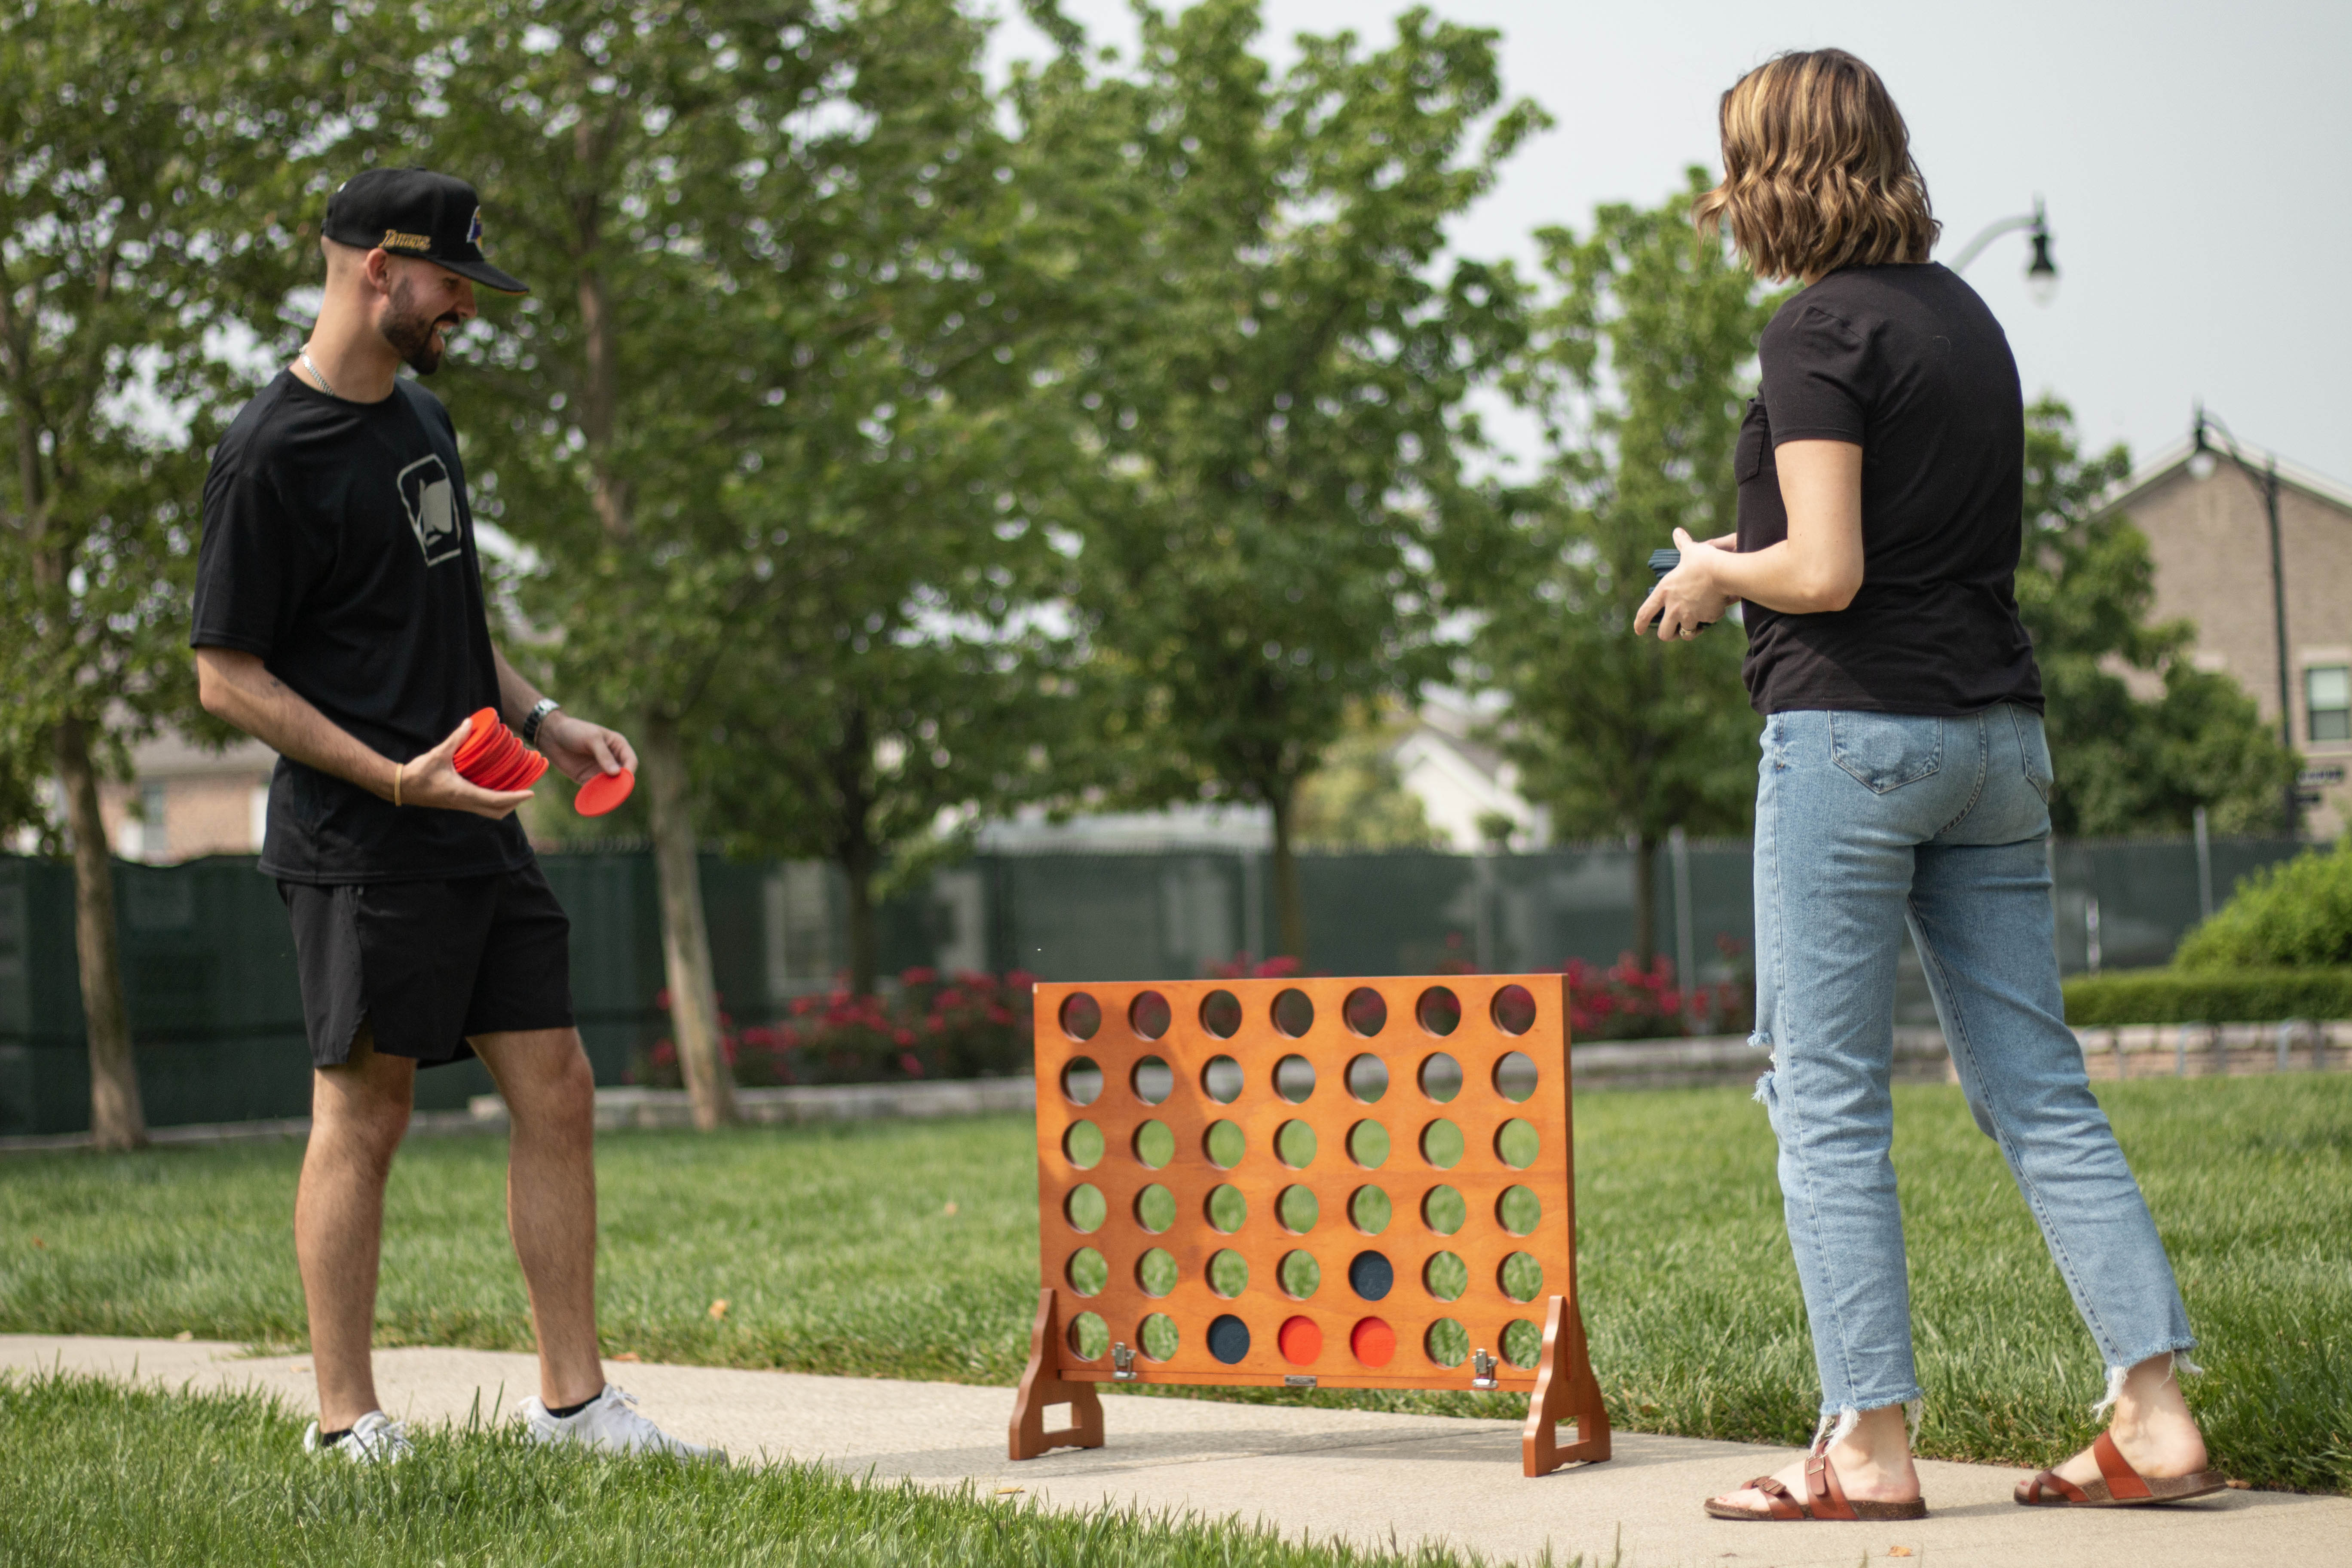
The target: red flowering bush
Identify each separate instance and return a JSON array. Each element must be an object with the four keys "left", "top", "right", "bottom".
[
  {"left": 1562, "top": 938, "right": 1753, "bottom": 1041},
  {"left": 633, "top": 969, "right": 1036, "bottom": 1088},
  {"left": 1204, "top": 952, "right": 1306, "bottom": 979}
]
